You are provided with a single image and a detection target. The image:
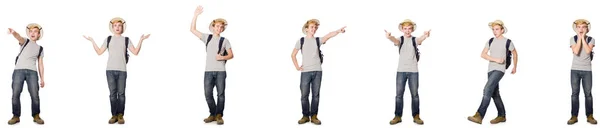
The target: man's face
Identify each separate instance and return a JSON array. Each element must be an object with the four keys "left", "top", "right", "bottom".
[
  {"left": 28, "top": 28, "right": 41, "bottom": 41},
  {"left": 212, "top": 22, "right": 225, "bottom": 34},
  {"left": 305, "top": 23, "right": 318, "bottom": 35},
  {"left": 577, "top": 24, "right": 589, "bottom": 34},
  {"left": 492, "top": 25, "right": 504, "bottom": 36},
  {"left": 112, "top": 22, "right": 124, "bottom": 34},
  {"left": 400, "top": 25, "right": 414, "bottom": 35}
]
